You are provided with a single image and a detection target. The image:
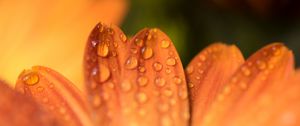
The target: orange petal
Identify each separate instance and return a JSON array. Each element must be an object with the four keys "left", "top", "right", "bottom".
[
  {"left": 84, "top": 23, "right": 189, "bottom": 126},
  {"left": 0, "top": 0, "right": 128, "bottom": 89},
  {"left": 186, "top": 43, "right": 244, "bottom": 126},
  {"left": 0, "top": 80, "right": 61, "bottom": 126},
  {"left": 201, "top": 43, "right": 295, "bottom": 126},
  {"left": 15, "top": 66, "right": 93, "bottom": 126}
]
